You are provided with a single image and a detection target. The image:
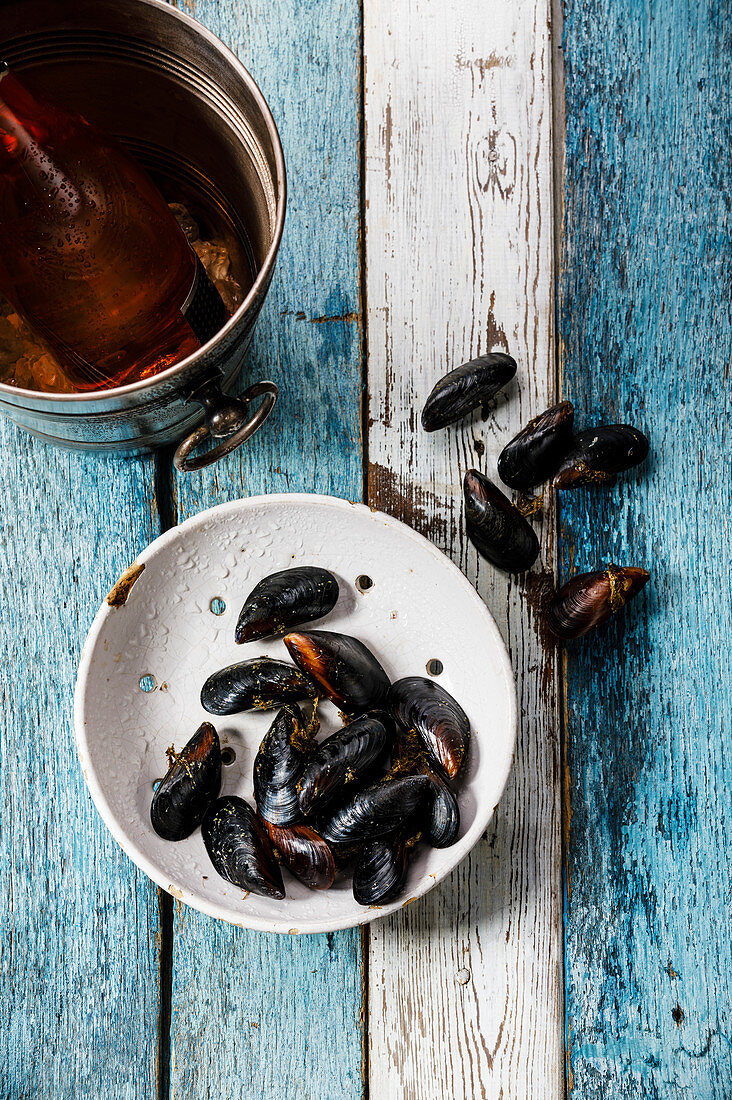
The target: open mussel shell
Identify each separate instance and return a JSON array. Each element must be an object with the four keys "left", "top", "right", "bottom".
[
  {"left": 389, "top": 676, "right": 470, "bottom": 780},
  {"left": 202, "top": 796, "right": 285, "bottom": 899},
  {"left": 254, "top": 705, "right": 314, "bottom": 826},
  {"left": 497, "top": 401, "right": 574, "bottom": 490},
  {"left": 464, "top": 469, "right": 539, "bottom": 574},
  {"left": 352, "top": 834, "right": 410, "bottom": 906},
  {"left": 235, "top": 566, "right": 339, "bottom": 644},
  {"left": 319, "top": 774, "right": 431, "bottom": 846},
  {"left": 546, "top": 565, "right": 650, "bottom": 639},
  {"left": 284, "top": 630, "right": 390, "bottom": 713},
  {"left": 421, "top": 352, "right": 517, "bottom": 432},
  {"left": 200, "top": 657, "right": 318, "bottom": 716},
  {"left": 297, "top": 710, "right": 394, "bottom": 816},
  {"left": 552, "top": 424, "right": 649, "bottom": 488},
  {"left": 150, "top": 722, "right": 222, "bottom": 842},
  {"left": 265, "top": 822, "right": 337, "bottom": 890}
]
